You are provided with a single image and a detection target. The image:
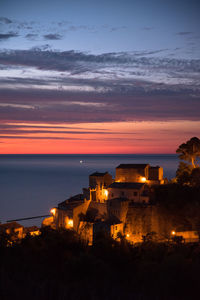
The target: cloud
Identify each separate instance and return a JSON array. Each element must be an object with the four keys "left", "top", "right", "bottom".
[
  {"left": 68, "top": 25, "right": 89, "bottom": 31},
  {"left": 0, "top": 48, "right": 199, "bottom": 75},
  {"left": 0, "top": 129, "right": 113, "bottom": 135},
  {"left": 0, "top": 86, "right": 200, "bottom": 124},
  {"left": 176, "top": 32, "right": 193, "bottom": 36},
  {"left": 0, "top": 17, "right": 12, "bottom": 24},
  {"left": 43, "top": 34, "right": 63, "bottom": 40},
  {"left": 0, "top": 32, "right": 18, "bottom": 40},
  {"left": 0, "top": 103, "right": 35, "bottom": 110},
  {"left": 141, "top": 27, "right": 153, "bottom": 31},
  {"left": 0, "top": 135, "right": 79, "bottom": 140},
  {"left": 0, "top": 49, "right": 200, "bottom": 124},
  {"left": 25, "top": 34, "right": 38, "bottom": 40},
  {"left": 110, "top": 26, "right": 127, "bottom": 32}
]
